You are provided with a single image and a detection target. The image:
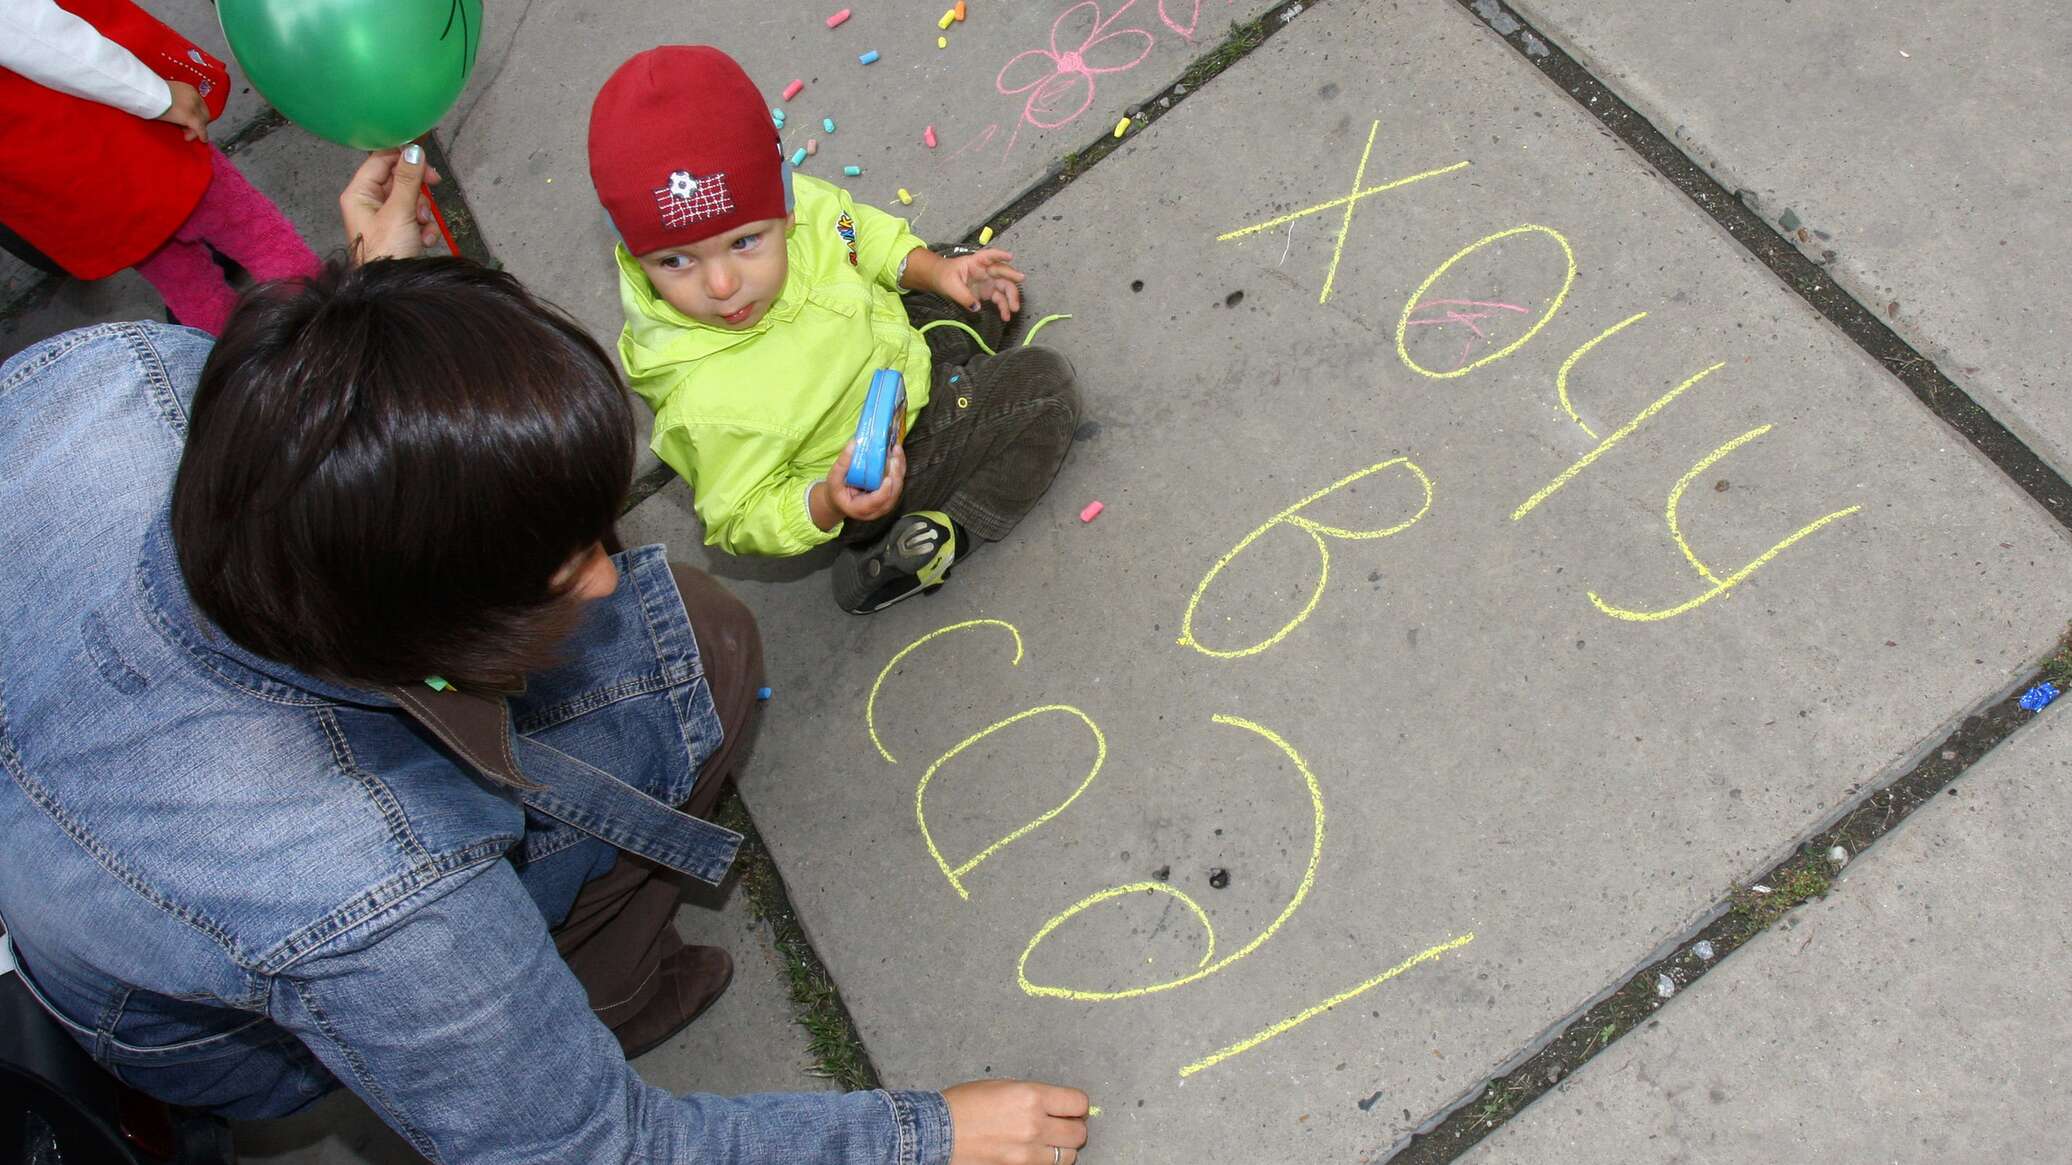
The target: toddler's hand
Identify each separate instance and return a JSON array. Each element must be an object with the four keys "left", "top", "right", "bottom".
[
  {"left": 937, "top": 249, "right": 1025, "bottom": 322},
  {"left": 156, "top": 81, "right": 211, "bottom": 143},
  {"left": 824, "top": 440, "right": 907, "bottom": 524}
]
